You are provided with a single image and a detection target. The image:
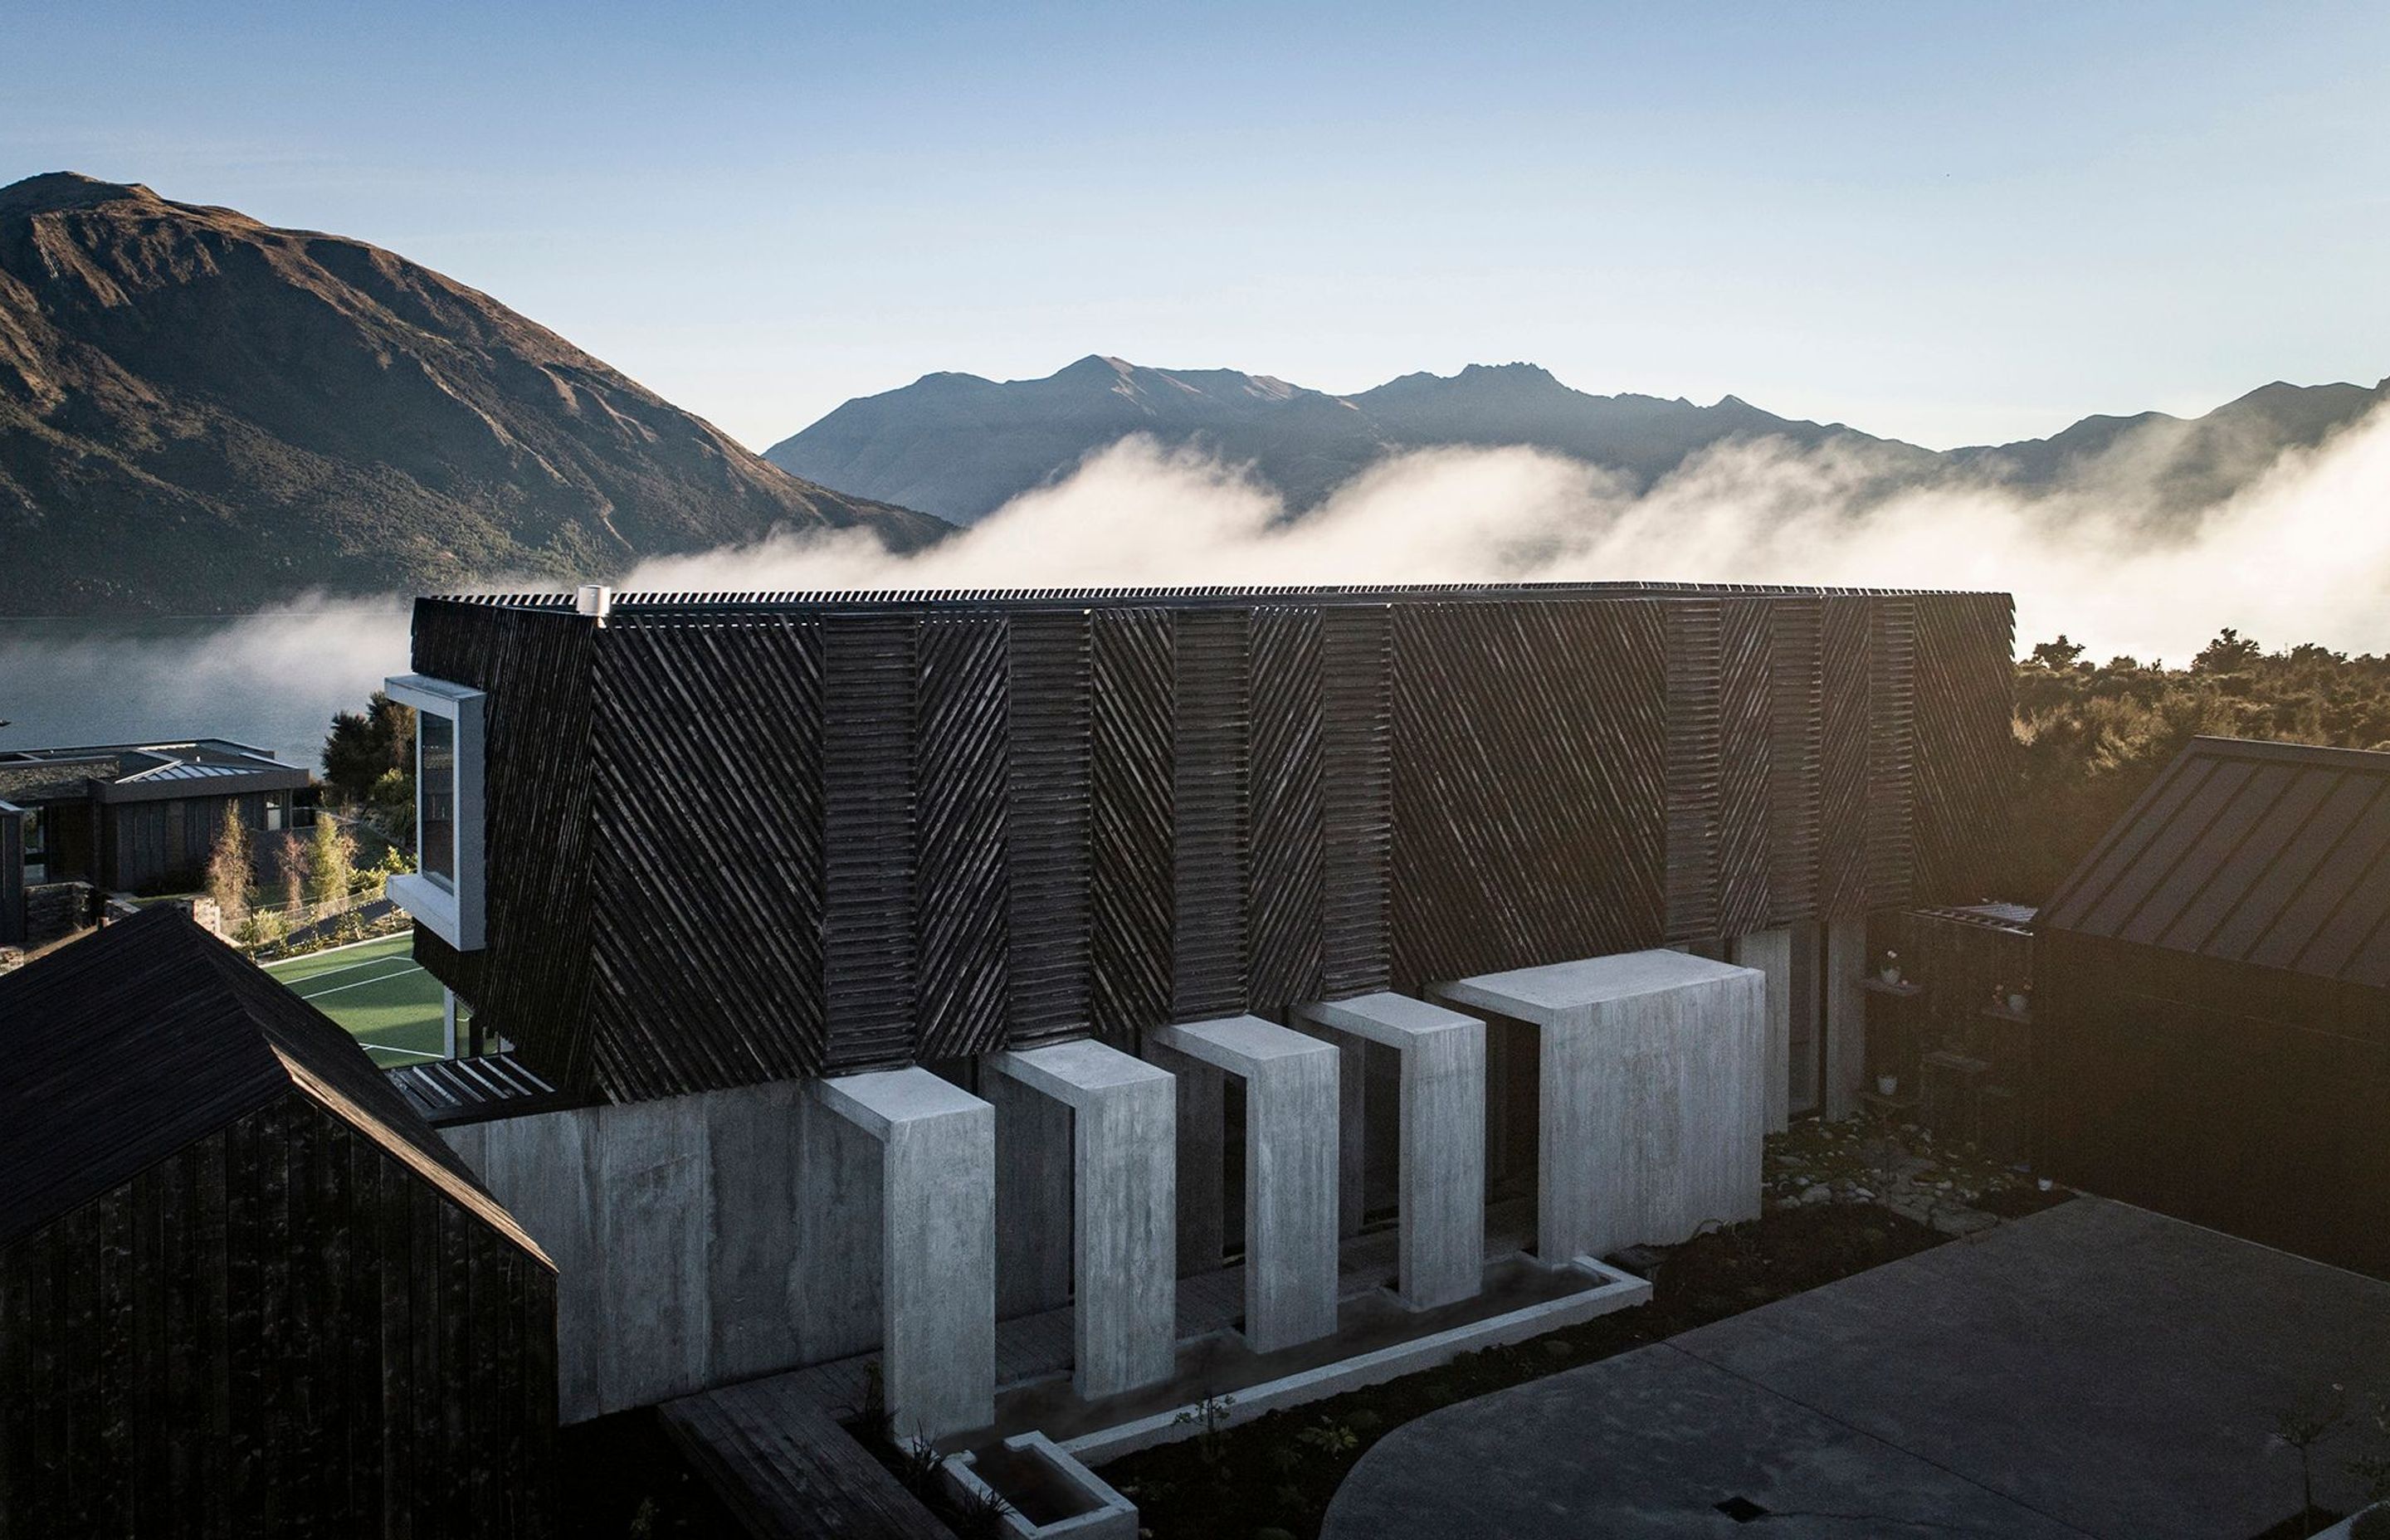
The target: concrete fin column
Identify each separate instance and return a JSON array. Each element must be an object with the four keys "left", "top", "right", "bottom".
[
  {"left": 1436, "top": 950, "right": 1767, "bottom": 1265},
  {"left": 1823, "top": 916, "right": 1869, "bottom": 1121},
  {"left": 812, "top": 1068, "right": 995, "bottom": 1441},
  {"left": 1299, "top": 993, "right": 1486, "bottom": 1310},
  {"left": 987, "top": 1040, "right": 1178, "bottom": 1400},
  {"left": 1147, "top": 1016, "right": 1339, "bottom": 1353},
  {"left": 1728, "top": 928, "right": 1794, "bottom": 1134}
]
